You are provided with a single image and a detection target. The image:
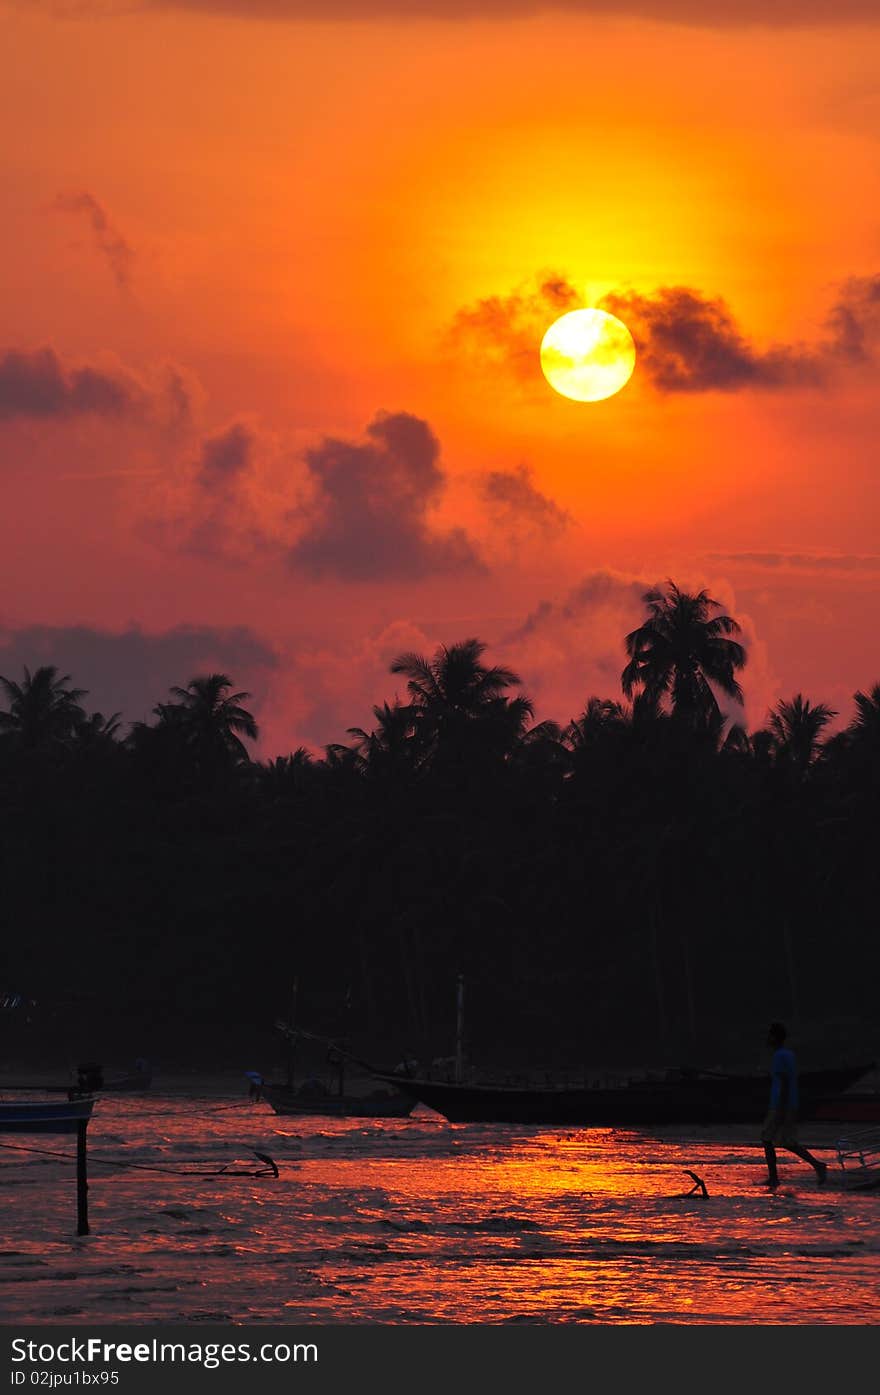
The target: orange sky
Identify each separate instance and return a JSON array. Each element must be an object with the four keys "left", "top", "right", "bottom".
[{"left": 1, "top": 2, "right": 879, "bottom": 752}]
